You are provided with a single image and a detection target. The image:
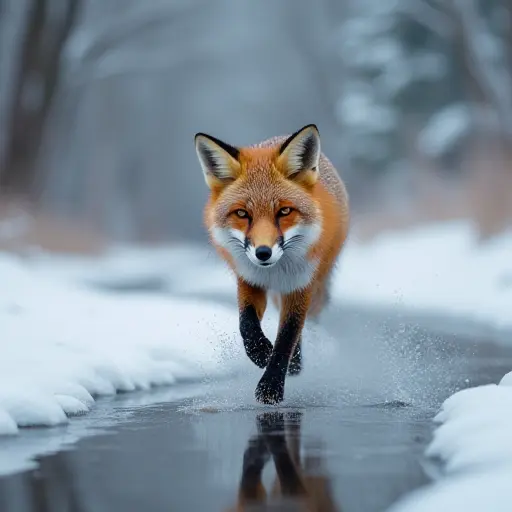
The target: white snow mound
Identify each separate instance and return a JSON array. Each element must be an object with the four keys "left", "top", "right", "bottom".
[
  {"left": 388, "top": 371, "right": 512, "bottom": 512},
  {"left": 333, "top": 220, "right": 512, "bottom": 331},
  {"left": 0, "top": 253, "right": 241, "bottom": 436}
]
